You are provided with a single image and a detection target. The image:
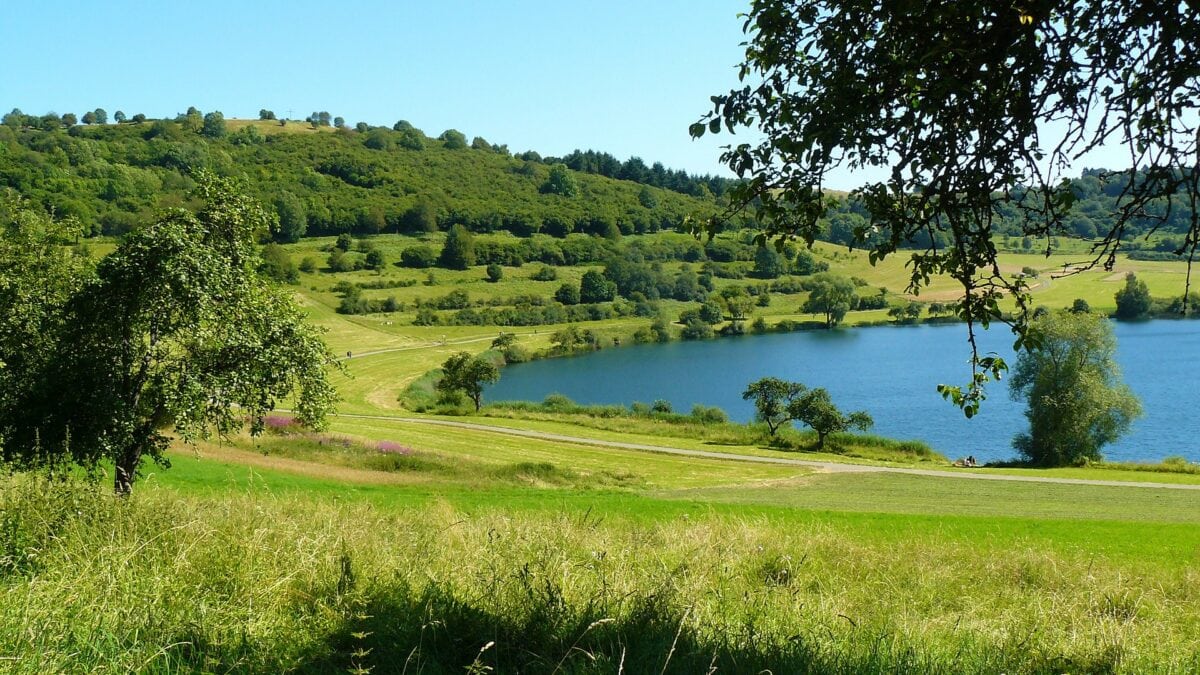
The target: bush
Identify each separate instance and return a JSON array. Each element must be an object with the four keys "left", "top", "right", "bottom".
[
  {"left": 531, "top": 265, "right": 558, "bottom": 281},
  {"left": 401, "top": 245, "right": 437, "bottom": 268},
  {"left": 690, "top": 404, "right": 729, "bottom": 424}
]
